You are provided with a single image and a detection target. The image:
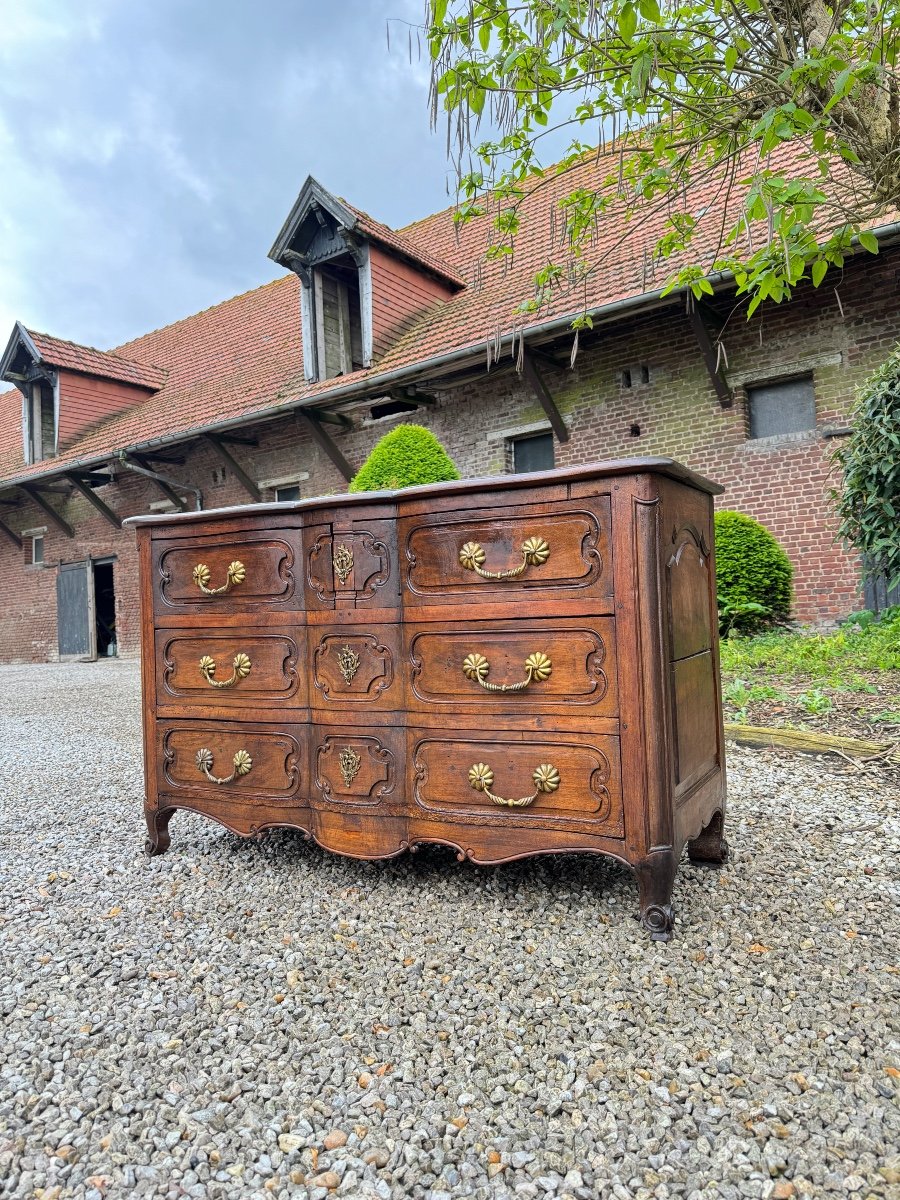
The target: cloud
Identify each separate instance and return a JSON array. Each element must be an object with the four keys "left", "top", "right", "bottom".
[{"left": 0, "top": 0, "right": 452, "bottom": 349}]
